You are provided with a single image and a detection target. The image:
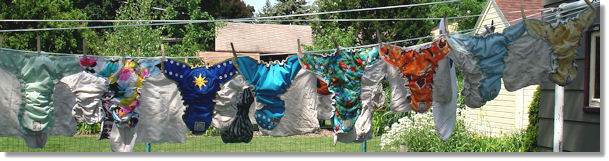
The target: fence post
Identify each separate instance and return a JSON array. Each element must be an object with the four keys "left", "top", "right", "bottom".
[
  {"left": 146, "top": 143, "right": 151, "bottom": 152},
  {"left": 361, "top": 141, "right": 367, "bottom": 152}
]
